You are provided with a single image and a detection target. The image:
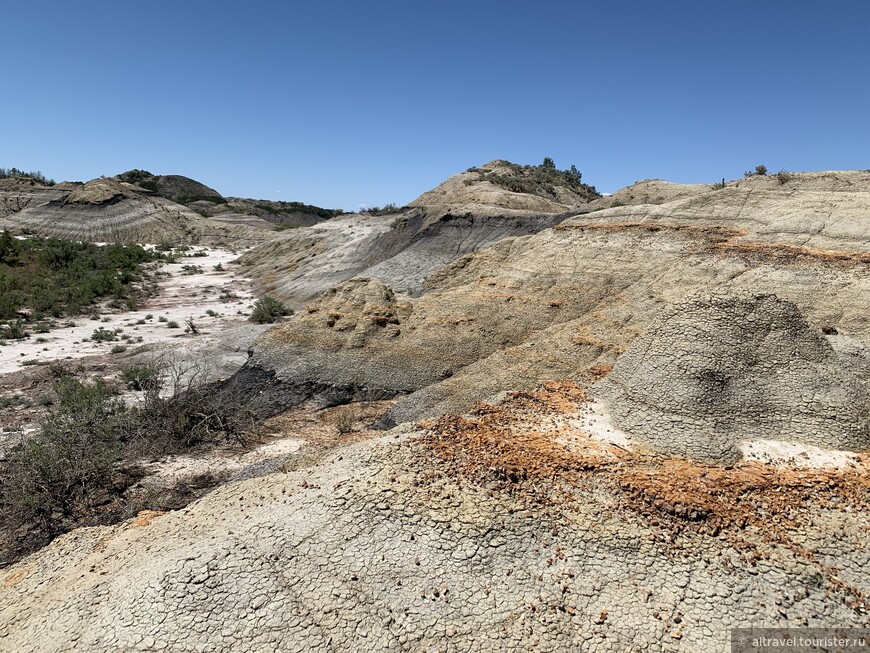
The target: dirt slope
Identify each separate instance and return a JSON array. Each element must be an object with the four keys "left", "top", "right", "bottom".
[
  {"left": 234, "top": 171, "right": 870, "bottom": 430},
  {"left": 237, "top": 159, "right": 603, "bottom": 303},
  {"left": 589, "top": 179, "right": 711, "bottom": 209},
  {"left": 2, "top": 384, "right": 867, "bottom": 652},
  {"left": 0, "top": 176, "right": 67, "bottom": 218},
  {"left": 239, "top": 206, "right": 572, "bottom": 304}
]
